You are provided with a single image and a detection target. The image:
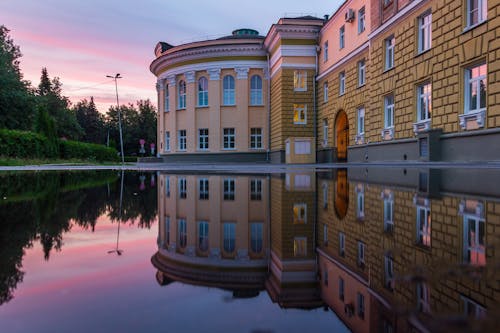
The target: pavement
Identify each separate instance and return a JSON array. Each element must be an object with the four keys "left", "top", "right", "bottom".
[{"left": 1, "top": 161, "right": 500, "bottom": 173}]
